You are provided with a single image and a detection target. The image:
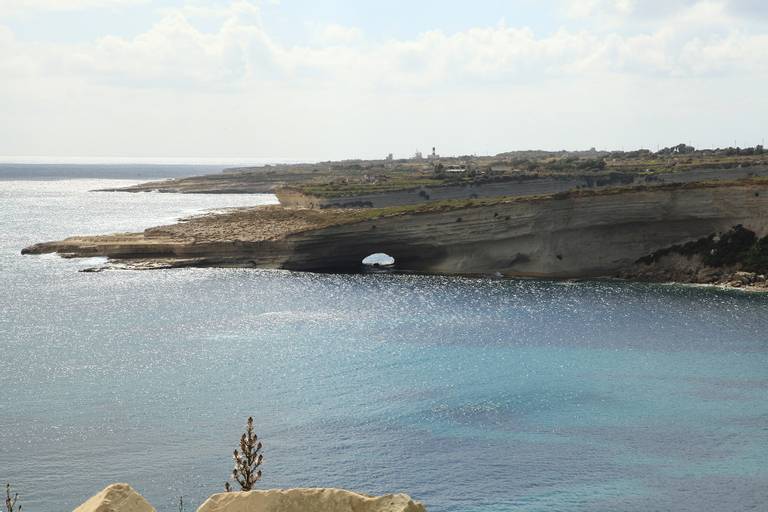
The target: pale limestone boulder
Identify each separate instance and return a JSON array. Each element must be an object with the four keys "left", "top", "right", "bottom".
[
  {"left": 73, "top": 484, "right": 155, "bottom": 512},
  {"left": 196, "top": 488, "right": 426, "bottom": 512}
]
